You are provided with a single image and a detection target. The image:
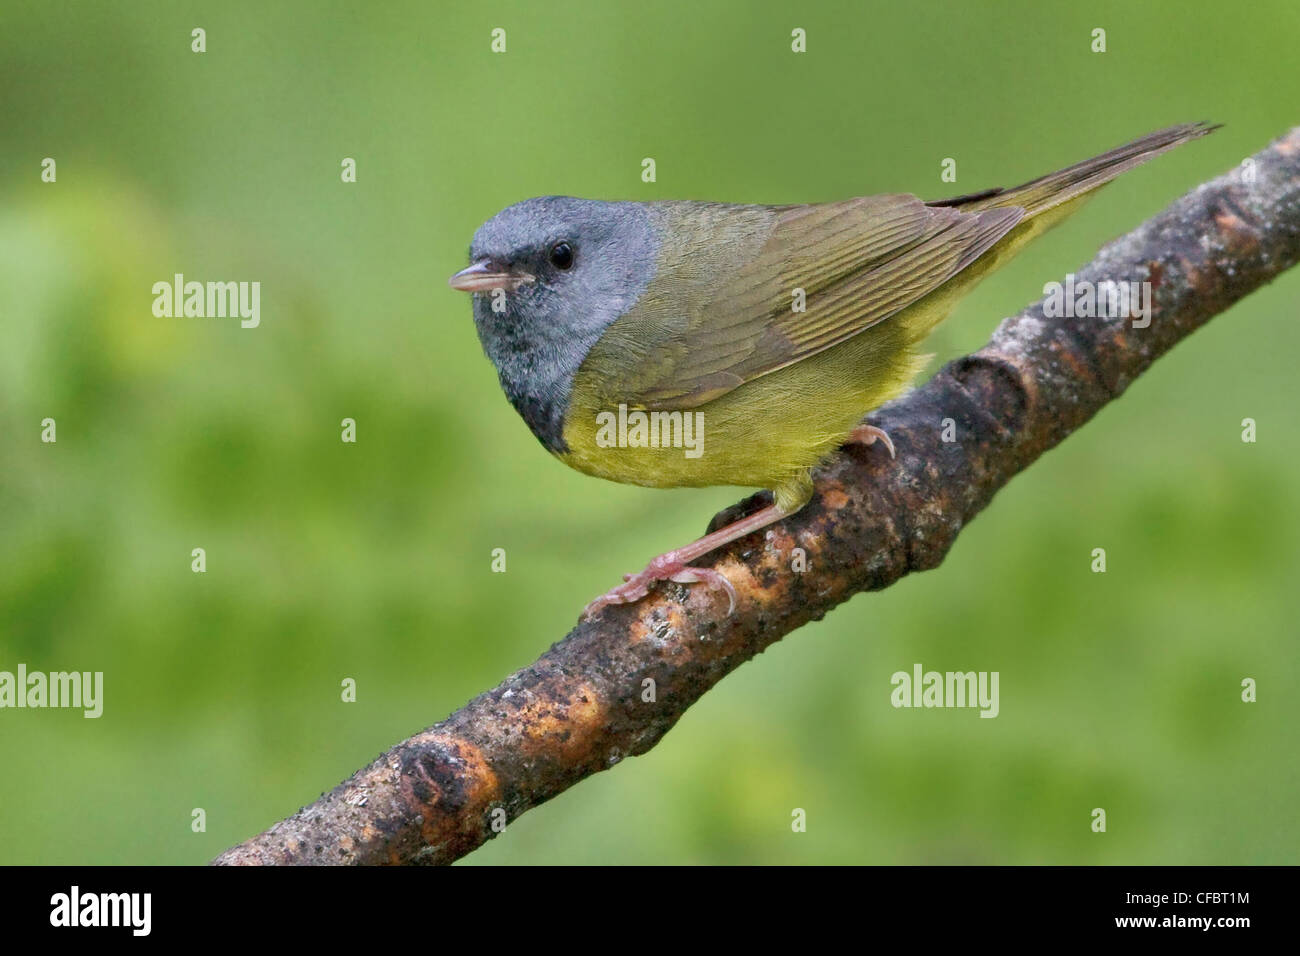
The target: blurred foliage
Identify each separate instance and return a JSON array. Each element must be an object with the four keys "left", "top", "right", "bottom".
[{"left": 0, "top": 0, "right": 1297, "bottom": 864}]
